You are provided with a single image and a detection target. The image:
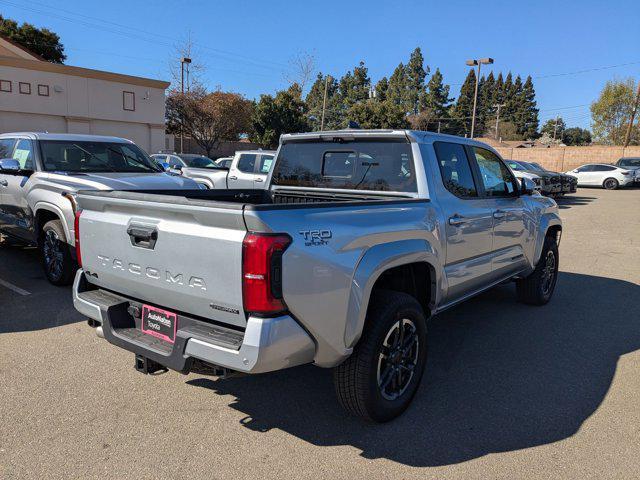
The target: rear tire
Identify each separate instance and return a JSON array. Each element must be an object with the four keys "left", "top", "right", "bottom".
[
  {"left": 603, "top": 178, "right": 619, "bottom": 190},
  {"left": 333, "top": 290, "right": 428, "bottom": 422},
  {"left": 516, "top": 234, "right": 559, "bottom": 305},
  {"left": 40, "top": 219, "right": 76, "bottom": 286}
]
